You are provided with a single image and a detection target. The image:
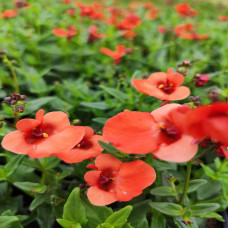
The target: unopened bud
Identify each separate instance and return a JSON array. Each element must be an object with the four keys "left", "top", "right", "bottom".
[{"left": 14, "top": 105, "right": 25, "bottom": 113}]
